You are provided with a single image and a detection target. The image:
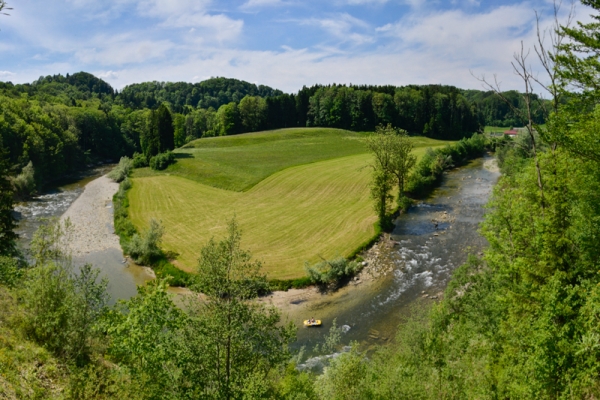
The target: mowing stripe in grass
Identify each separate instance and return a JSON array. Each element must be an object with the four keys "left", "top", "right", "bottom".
[{"left": 129, "top": 146, "right": 440, "bottom": 279}]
